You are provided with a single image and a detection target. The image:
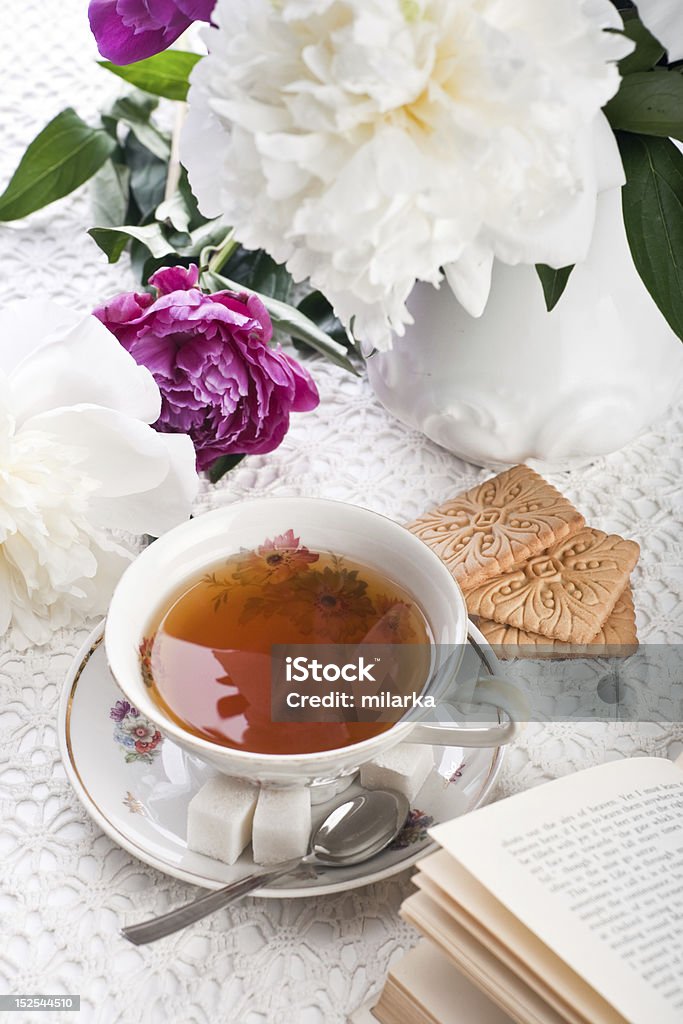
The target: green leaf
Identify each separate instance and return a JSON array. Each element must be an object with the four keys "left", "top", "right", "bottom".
[
  {"left": 605, "top": 70, "right": 683, "bottom": 141},
  {"left": 208, "top": 453, "right": 247, "bottom": 484},
  {"left": 183, "top": 217, "right": 233, "bottom": 257},
  {"left": 90, "top": 158, "right": 130, "bottom": 227},
  {"left": 155, "top": 171, "right": 215, "bottom": 236},
  {"left": 617, "top": 18, "right": 665, "bottom": 75},
  {"left": 156, "top": 192, "right": 191, "bottom": 233},
  {"left": 618, "top": 133, "right": 683, "bottom": 341},
  {"left": 101, "top": 113, "right": 120, "bottom": 140},
  {"left": 178, "top": 167, "right": 209, "bottom": 231},
  {"left": 223, "top": 248, "right": 293, "bottom": 302},
  {"left": 0, "top": 108, "right": 116, "bottom": 222},
  {"left": 98, "top": 51, "right": 202, "bottom": 102},
  {"left": 123, "top": 132, "right": 168, "bottom": 222},
  {"left": 133, "top": 219, "right": 230, "bottom": 285},
  {"left": 89, "top": 222, "right": 183, "bottom": 264},
  {"left": 109, "top": 91, "right": 157, "bottom": 122},
  {"left": 202, "top": 271, "right": 359, "bottom": 374},
  {"left": 535, "top": 264, "right": 574, "bottom": 312},
  {"left": 110, "top": 94, "right": 171, "bottom": 161},
  {"left": 130, "top": 238, "right": 156, "bottom": 282},
  {"left": 294, "top": 291, "right": 354, "bottom": 353}
]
